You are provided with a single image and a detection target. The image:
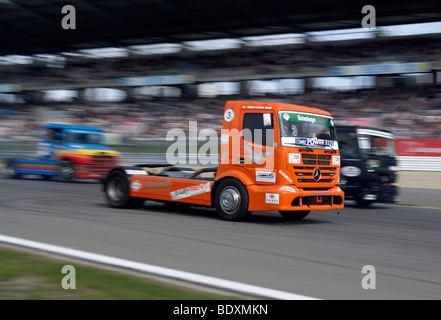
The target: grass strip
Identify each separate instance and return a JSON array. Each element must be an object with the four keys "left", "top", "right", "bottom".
[
  {"left": 398, "top": 201, "right": 441, "bottom": 208},
  {"left": 0, "top": 246, "right": 242, "bottom": 300}
]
